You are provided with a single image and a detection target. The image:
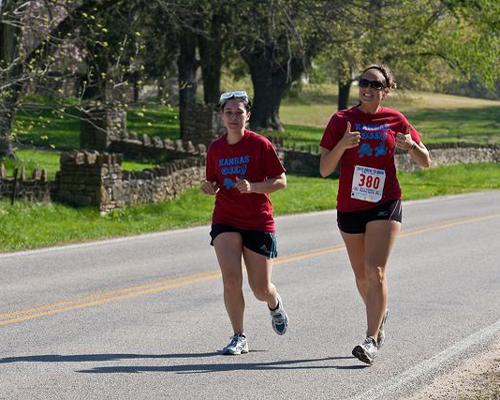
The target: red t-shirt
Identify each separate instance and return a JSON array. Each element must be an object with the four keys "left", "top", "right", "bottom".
[
  {"left": 206, "top": 130, "right": 286, "bottom": 231},
  {"left": 320, "top": 106, "right": 422, "bottom": 212}
]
